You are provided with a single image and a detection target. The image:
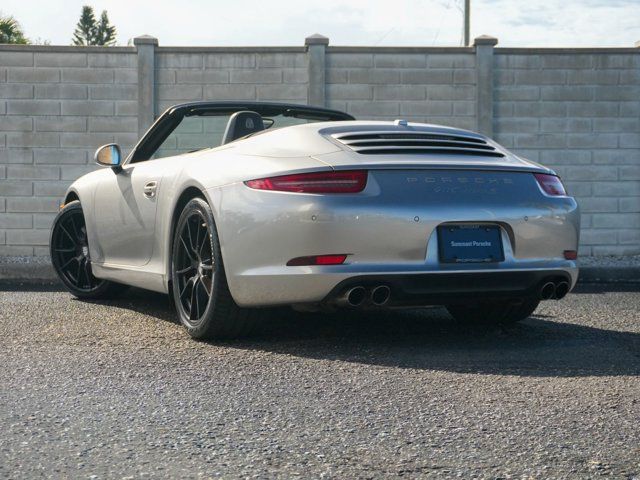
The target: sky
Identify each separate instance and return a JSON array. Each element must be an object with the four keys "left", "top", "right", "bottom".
[{"left": 2, "top": 0, "right": 639, "bottom": 47}]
